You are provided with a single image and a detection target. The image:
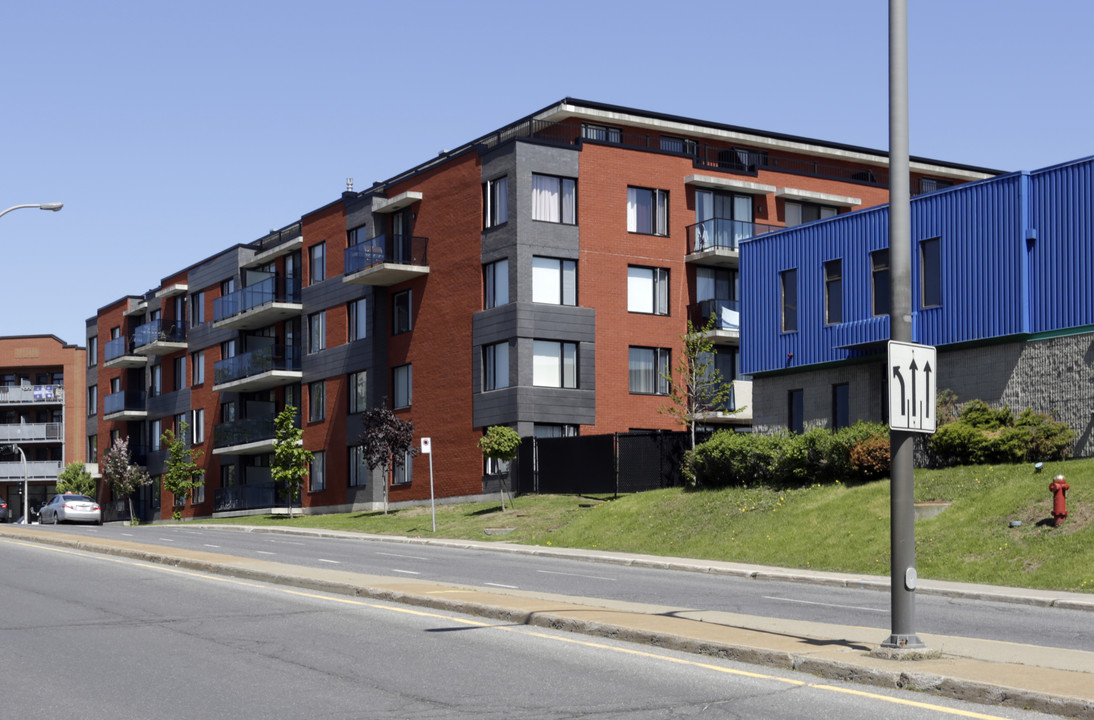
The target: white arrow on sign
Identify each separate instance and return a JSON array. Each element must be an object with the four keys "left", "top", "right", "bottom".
[{"left": 888, "top": 341, "right": 937, "bottom": 434}]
